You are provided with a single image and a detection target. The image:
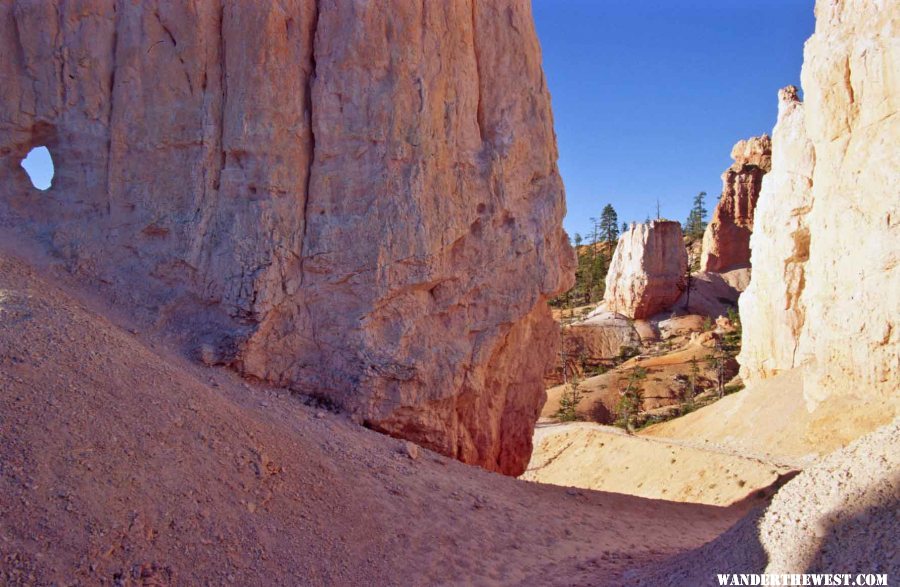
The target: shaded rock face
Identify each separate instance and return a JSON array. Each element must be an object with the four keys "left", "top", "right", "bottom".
[
  {"left": 0, "top": 1, "right": 574, "bottom": 475},
  {"left": 545, "top": 309, "right": 639, "bottom": 384},
  {"left": 565, "top": 317, "right": 638, "bottom": 364},
  {"left": 674, "top": 268, "right": 750, "bottom": 320},
  {"left": 699, "top": 135, "right": 772, "bottom": 273},
  {"left": 740, "top": 0, "right": 899, "bottom": 416},
  {"left": 603, "top": 221, "right": 687, "bottom": 319}
]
